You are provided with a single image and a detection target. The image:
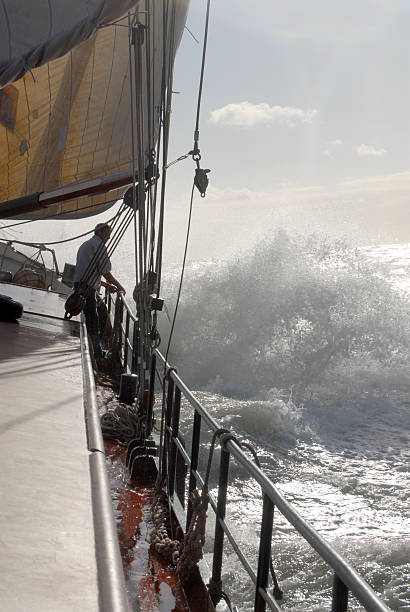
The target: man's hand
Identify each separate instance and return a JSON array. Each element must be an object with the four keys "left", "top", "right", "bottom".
[
  {"left": 101, "top": 280, "right": 117, "bottom": 293},
  {"left": 103, "top": 272, "right": 126, "bottom": 295}
]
